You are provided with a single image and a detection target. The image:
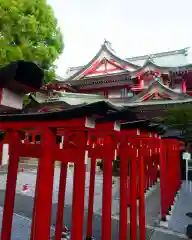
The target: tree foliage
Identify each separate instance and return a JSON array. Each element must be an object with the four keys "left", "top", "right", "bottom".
[
  {"left": 0, "top": 0, "right": 64, "bottom": 83},
  {"left": 164, "top": 105, "right": 192, "bottom": 139}
]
